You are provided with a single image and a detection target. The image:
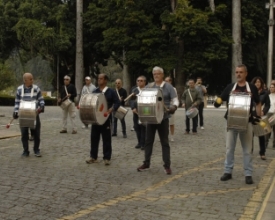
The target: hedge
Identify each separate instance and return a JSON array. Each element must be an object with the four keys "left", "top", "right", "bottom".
[{"left": 0, "top": 95, "right": 57, "bottom": 106}]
